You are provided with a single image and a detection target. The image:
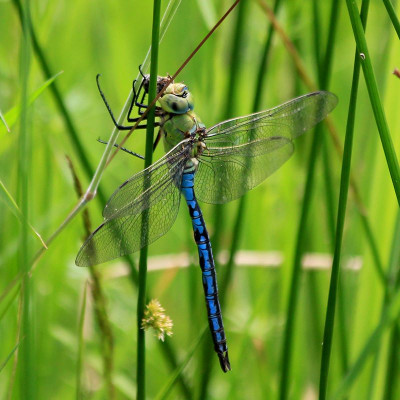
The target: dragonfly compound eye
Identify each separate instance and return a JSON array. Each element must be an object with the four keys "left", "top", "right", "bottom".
[{"left": 159, "top": 91, "right": 194, "bottom": 114}]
